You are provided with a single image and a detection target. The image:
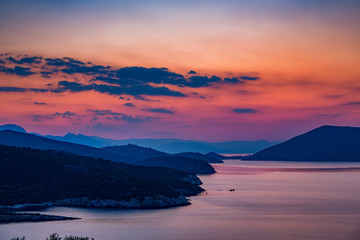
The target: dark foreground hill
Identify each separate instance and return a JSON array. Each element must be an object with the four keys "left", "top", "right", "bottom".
[
  {"left": 135, "top": 156, "right": 216, "bottom": 174},
  {"left": 245, "top": 125, "right": 360, "bottom": 161},
  {"left": 0, "top": 131, "right": 216, "bottom": 174},
  {"left": 173, "top": 152, "right": 223, "bottom": 163},
  {"left": 101, "top": 145, "right": 218, "bottom": 173},
  {"left": 102, "top": 144, "right": 169, "bottom": 161},
  {"left": 0, "top": 145, "right": 203, "bottom": 208},
  {"left": 0, "top": 130, "right": 133, "bottom": 163}
]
